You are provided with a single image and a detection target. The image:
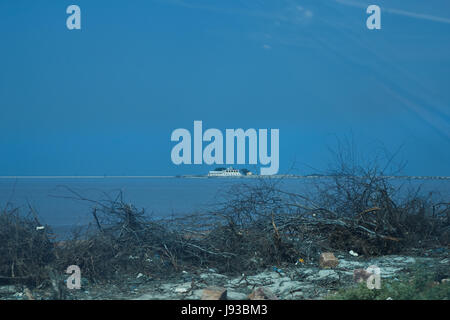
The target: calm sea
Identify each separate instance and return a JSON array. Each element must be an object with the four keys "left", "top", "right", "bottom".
[{"left": 0, "top": 177, "right": 448, "bottom": 234}]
